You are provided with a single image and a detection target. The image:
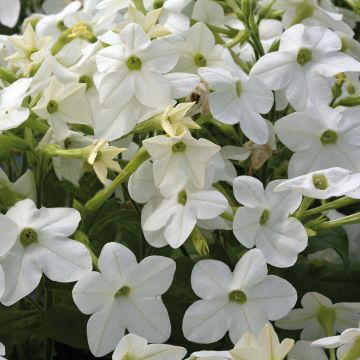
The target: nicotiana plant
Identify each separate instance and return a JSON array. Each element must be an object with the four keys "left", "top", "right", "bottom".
[{"left": 1, "top": 0, "right": 360, "bottom": 359}]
